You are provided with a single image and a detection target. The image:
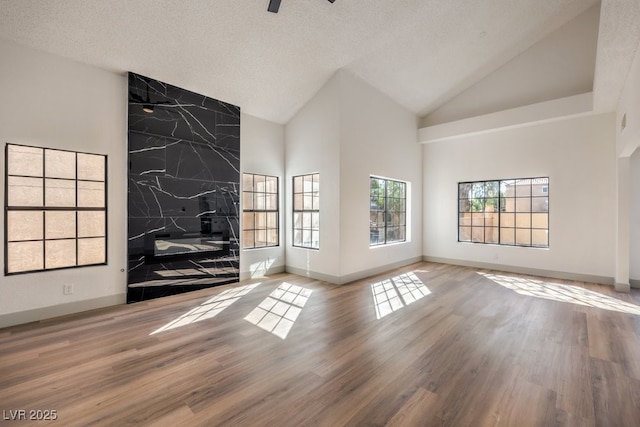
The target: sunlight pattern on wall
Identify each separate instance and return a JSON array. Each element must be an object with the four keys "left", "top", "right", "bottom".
[
  {"left": 479, "top": 272, "right": 640, "bottom": 316},
  {"left": 245, "top": 282, "right": 312, "bottom": 339},
  {"left": 150, "top": 283, "right": 260, "bottom": 335},
  {"left": 372, "top": 272, "right": 431, "bottom": 319}
]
